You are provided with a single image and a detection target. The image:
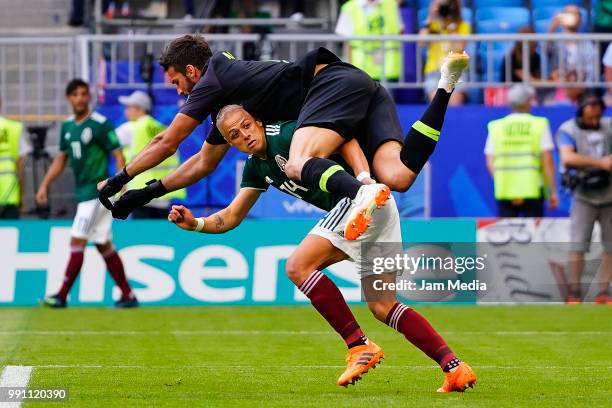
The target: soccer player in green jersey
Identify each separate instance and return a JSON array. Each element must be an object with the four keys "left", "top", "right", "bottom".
[
  {"left": 37, "top": 79, "right": 137, "bottom": 308},
  {"left": 168, "top": 105, "right": 477, "bottom": 392}
]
